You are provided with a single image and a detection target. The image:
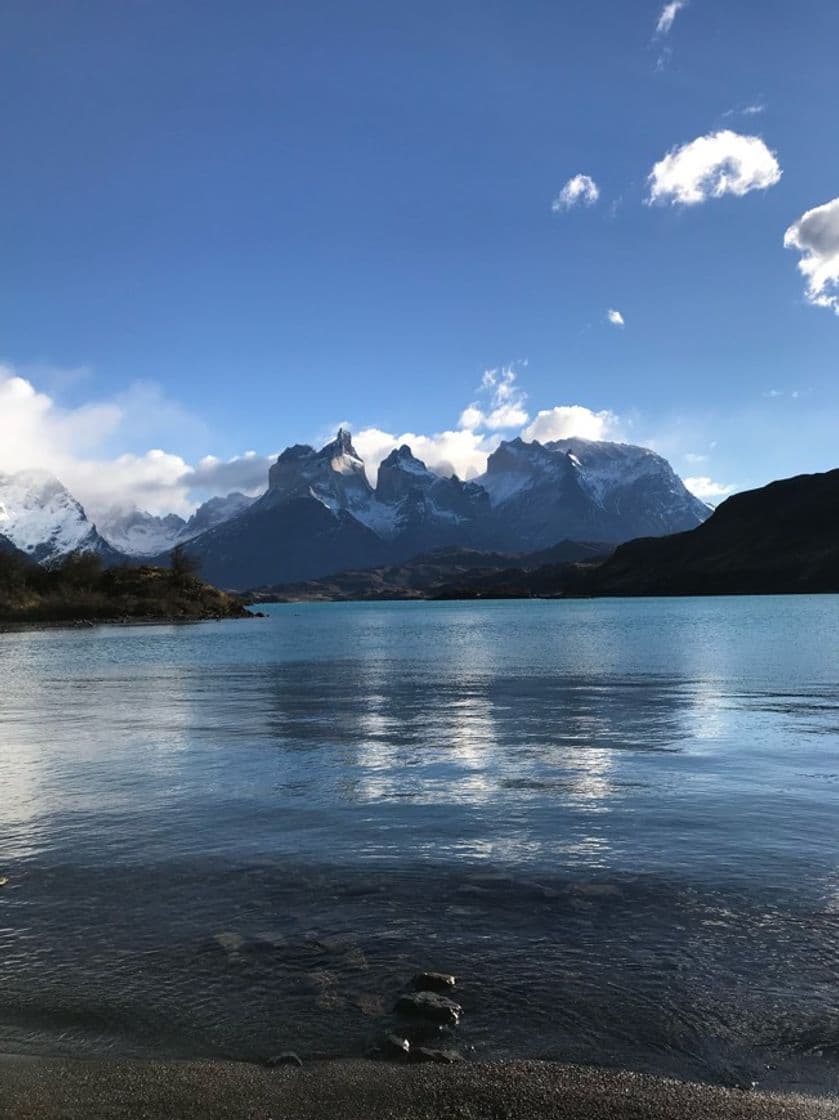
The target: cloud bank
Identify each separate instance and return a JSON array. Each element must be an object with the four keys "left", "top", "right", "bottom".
[
  {"left": 0, "top": 364, "right": 274, "bottom": 520},
  {"left": 784, "top": 196, "right": 839, "bottom": 316},
  {"left": 647, "top": 130, "right": 782, "bottom": 206}
]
